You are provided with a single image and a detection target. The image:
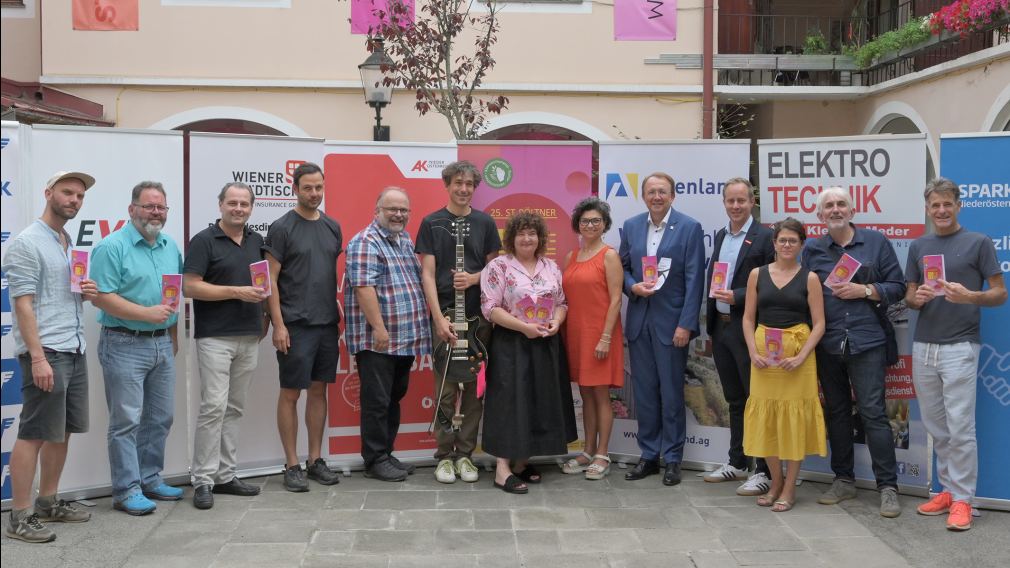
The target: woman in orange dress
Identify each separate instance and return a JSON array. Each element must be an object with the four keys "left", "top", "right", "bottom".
[{"left": 561, "top": 197, "right": 625, "bottom": 480}]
